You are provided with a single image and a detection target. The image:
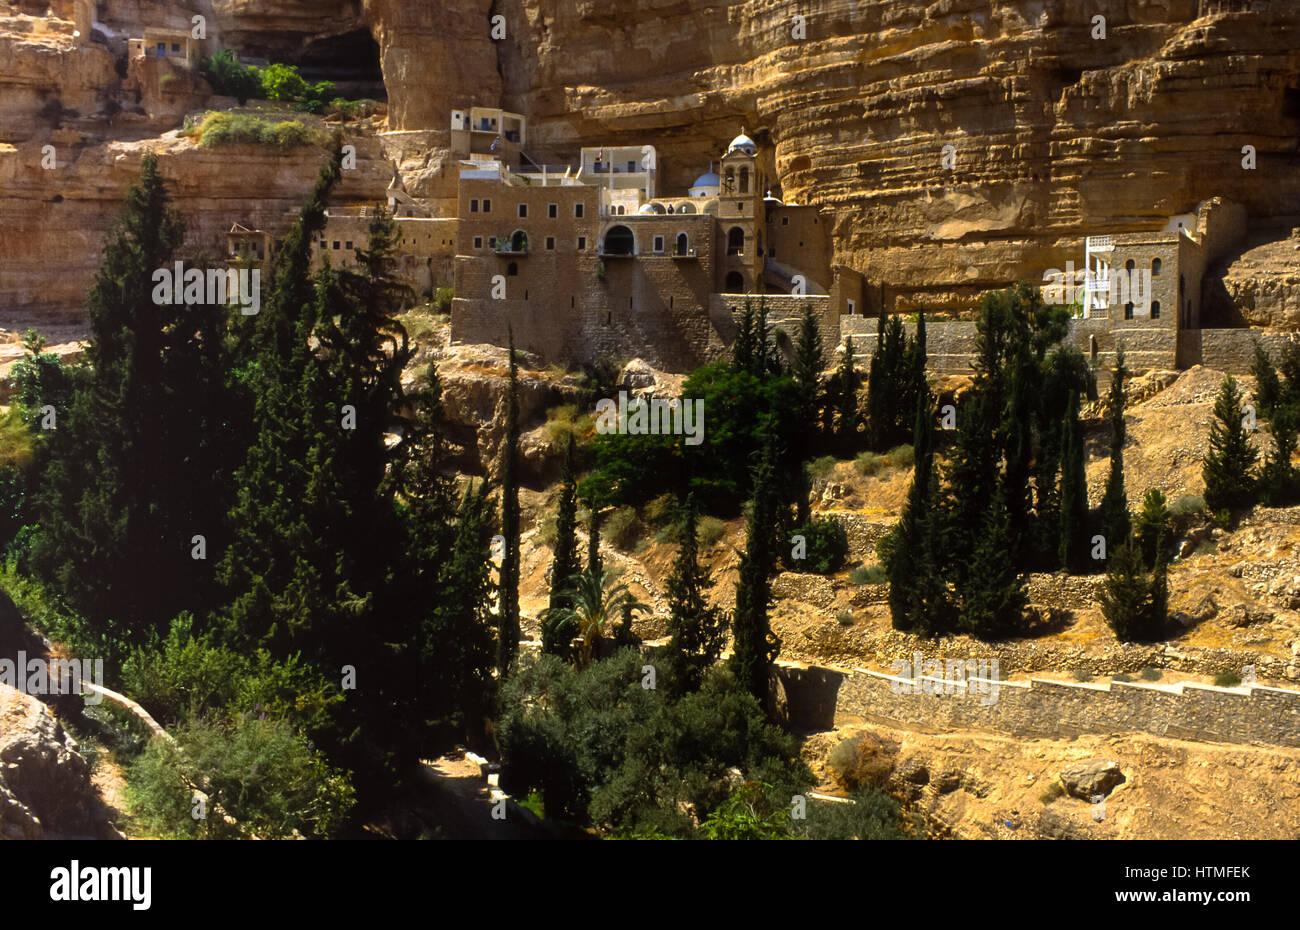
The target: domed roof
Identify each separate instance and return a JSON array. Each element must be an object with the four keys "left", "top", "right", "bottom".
[
  {"left": 637, "top": 203, "right": 657, "bottom": 215},
  {"left": 727, "top": 132, "right": 757, "bottom": 155},
  {"left": 763, "top": 189, "right": 783, "bottom": 204},
  {"left": 691, "top": 171, "right": 720, "bottom": 189}
]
